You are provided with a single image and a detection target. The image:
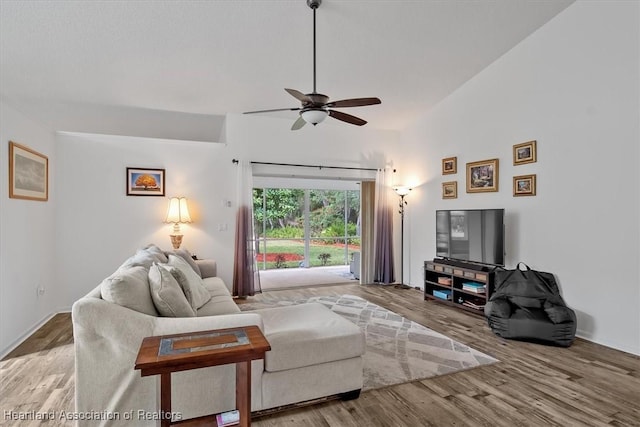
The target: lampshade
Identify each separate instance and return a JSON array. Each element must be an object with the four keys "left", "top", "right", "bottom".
[
  {"left": 165, "top": 197, "right": 192, "bottom": 224},
  {"left": 301, "top": 109, "right": 329, "bottom": 125},
  {"left": 394, "top": 186, "right": 412, "bottom": 196}
]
